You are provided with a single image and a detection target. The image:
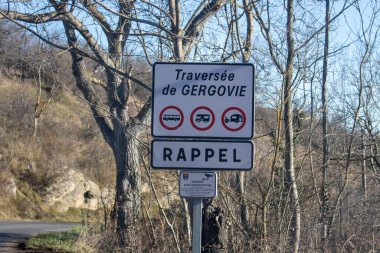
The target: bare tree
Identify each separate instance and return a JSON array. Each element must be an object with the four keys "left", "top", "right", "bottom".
[
  {"left": 320, "top": 0, "right": 331, "bottom": 251},
  {"left": 252, "top": 0, "right": 301, "bottom": 251},
  {"left": 326, "top": 1, "right": 380, "bottom": 250},
  {"left": 0, "top": 0, "right": 227, "bottom": 248},
  {"left": 233, "top": 0, "right": 254, "bottom": 233}
]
